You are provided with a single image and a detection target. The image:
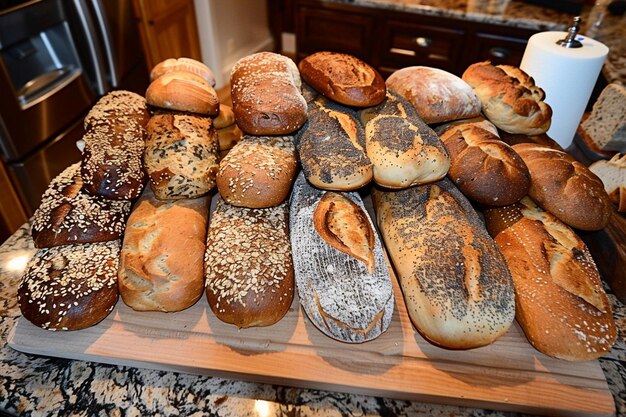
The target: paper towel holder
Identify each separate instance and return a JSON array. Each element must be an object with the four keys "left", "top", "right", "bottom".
[{"left": 556, "top": 16, "right": 583, "bottom": 48}]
